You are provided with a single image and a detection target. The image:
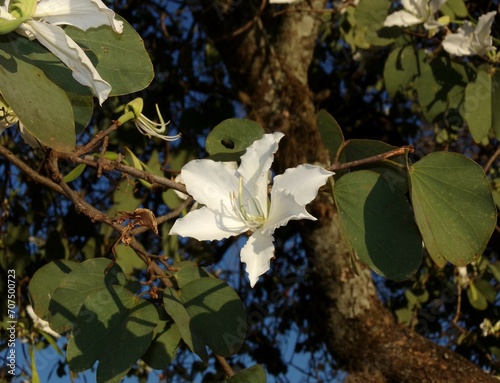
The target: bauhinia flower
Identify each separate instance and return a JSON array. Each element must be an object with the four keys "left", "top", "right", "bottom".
[
  {"left": 384, "top": 0, "right": 447, "bottom": 30},
  {"left": 0, "top": 0, "right": 124, "bottom": 105},
  {"left": 118, "top": 98, "right": 181, "bottom": 142},
  {"left": 442, "top": 11, "right": 497, "bottom": 57},
  {"left": 169, "top": 133, "right": 333, "bottom": 287}
]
